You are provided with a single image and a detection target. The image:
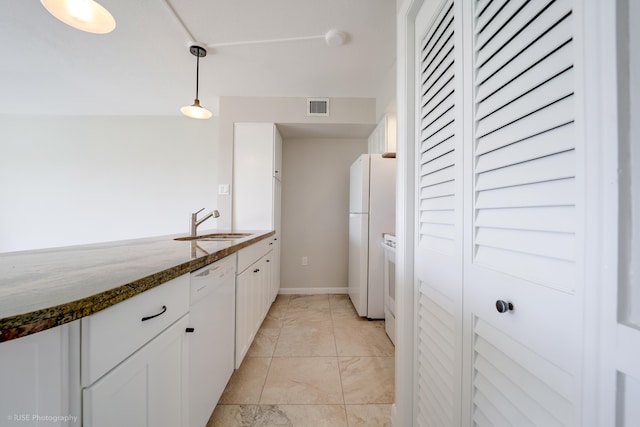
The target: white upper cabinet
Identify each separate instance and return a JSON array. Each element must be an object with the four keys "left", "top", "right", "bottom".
[
  {"left": 368, "top": 114, "right": 397, "bottom": 157},
  {"left": 233, "top": 123, "right": 283, "bottom": 232}
]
